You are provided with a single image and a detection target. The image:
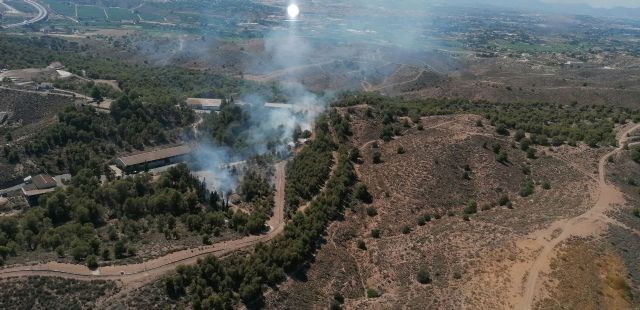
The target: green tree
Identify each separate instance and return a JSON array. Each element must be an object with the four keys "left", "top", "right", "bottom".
[
  {"left": 91, "top": 86, "right": 103, "bottom": 103},
  {"left": 86, "top": 255, "right": 98, "bottom": 270}
]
